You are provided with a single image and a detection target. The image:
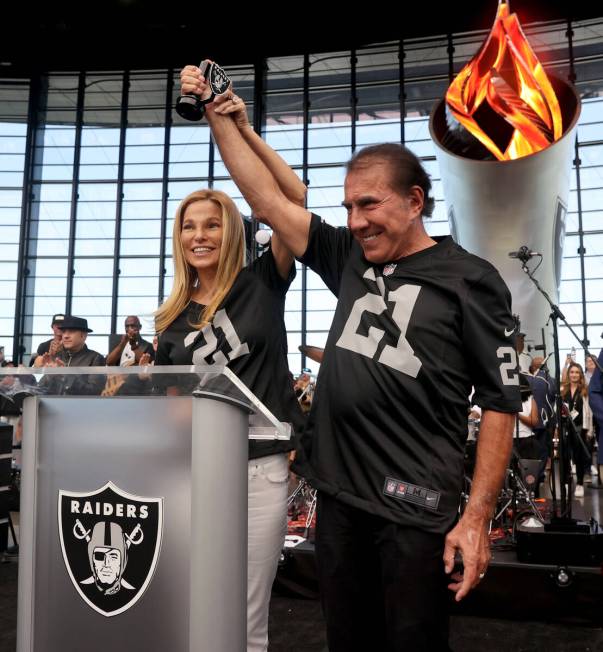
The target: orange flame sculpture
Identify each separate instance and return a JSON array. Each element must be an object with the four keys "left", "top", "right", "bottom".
[{"left": 446, "top": 0, "right": 563, "bottom": 160}]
